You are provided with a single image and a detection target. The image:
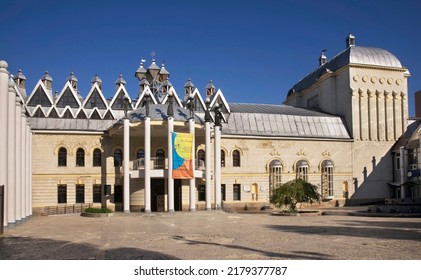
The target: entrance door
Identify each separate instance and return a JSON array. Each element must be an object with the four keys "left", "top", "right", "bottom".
[
  {"left": 151, "top": 179, "right": 165, "bottom": 212},
  {"left": 174, "top": 180, "right": 182, "bottom": 211}
]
